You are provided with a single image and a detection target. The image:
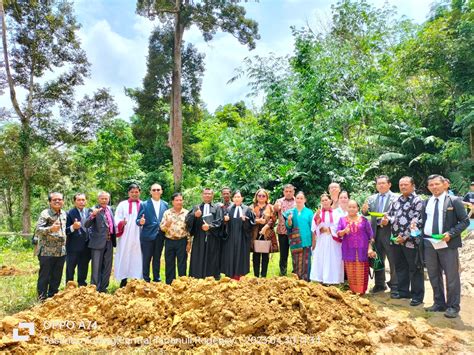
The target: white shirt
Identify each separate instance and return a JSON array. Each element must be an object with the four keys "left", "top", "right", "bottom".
[
  {"left": 151, "top": 198, "right": 161, "bottom": 219},
  {"left": 203, "top": 203, "right": 211, "bottom": 217},
  {"left": 423, "top": 192, "right": 446, "bottom": 236},
  {"left": 233, "top": 205, "right": 243, "bottom": 218}
]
